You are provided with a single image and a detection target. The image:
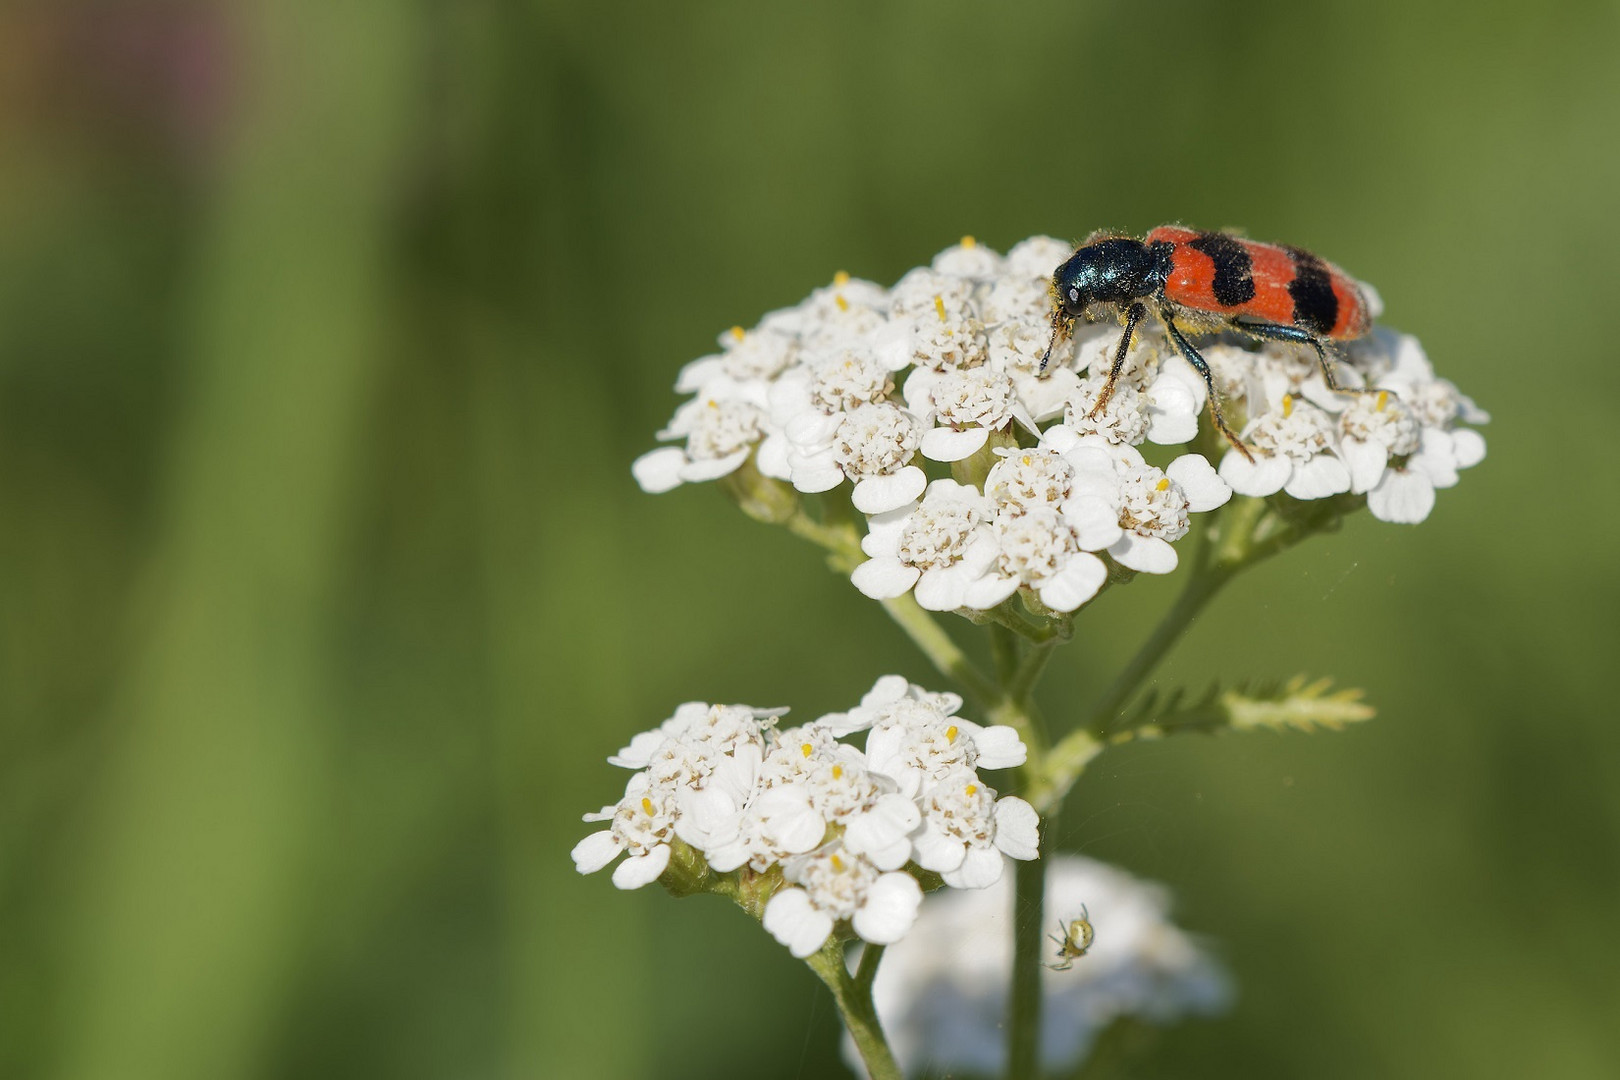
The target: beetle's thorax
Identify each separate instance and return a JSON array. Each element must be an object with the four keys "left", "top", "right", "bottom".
[{"left": 1054, "top": 237, "right": 1173, "bottom": 313}]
